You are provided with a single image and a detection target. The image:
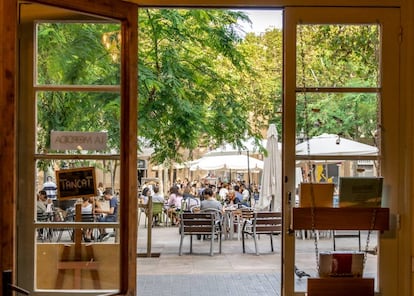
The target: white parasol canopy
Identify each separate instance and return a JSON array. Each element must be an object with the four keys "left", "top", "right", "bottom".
[
  {"left": 189, "top": 154, "right": 263, "bottom": 171},
  {"left": 204, "top": 138, "right": 265, "bottom": 157},
  {"left": 257, "top": 124, "right": 282, "bottom": 211},
  {"left": 296, "top": 133, "right": 378, "bottom": 156}
]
